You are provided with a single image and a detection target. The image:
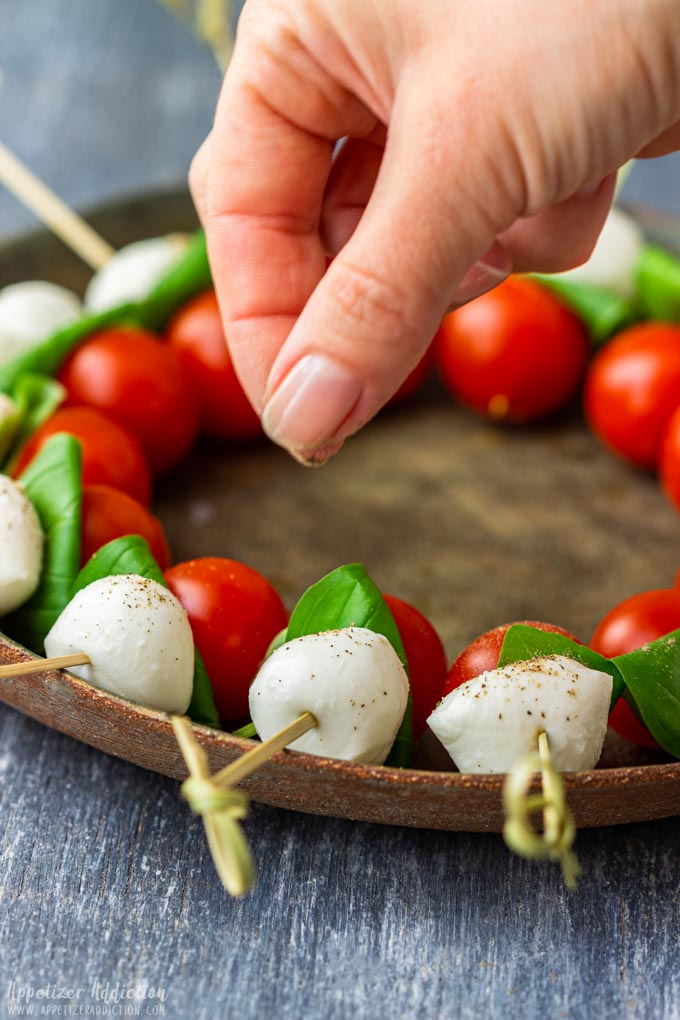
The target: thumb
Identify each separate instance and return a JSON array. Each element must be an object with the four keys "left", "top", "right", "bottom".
[{"left": 261, "top": 96, "right": 512, "bottom": 462}]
